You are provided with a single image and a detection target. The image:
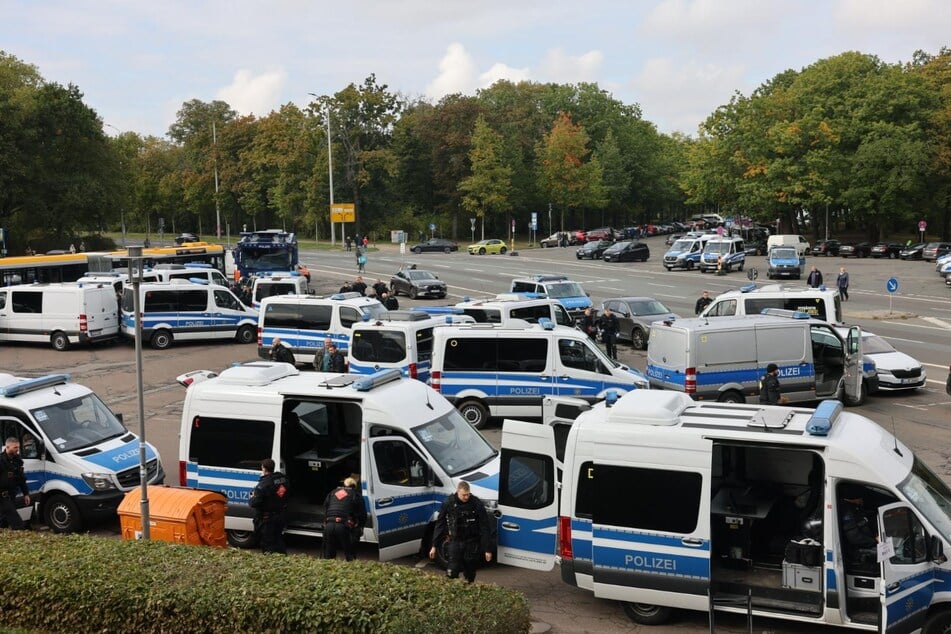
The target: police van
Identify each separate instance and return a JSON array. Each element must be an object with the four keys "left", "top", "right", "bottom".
[
  {"left": 767, "top": 246, "right": 804, "bottom": 279},
  {"left": 699, "top": 237, "right": 745, "bottom": 273},
  {"left": 250, "top": 272, "right": 310, "bottom": 309},
  {"left": 510, "top": 275, "right": 592, "bottom": 322},
  {"left": 663, "top": 234, "right": 713, "bottom": 271},
  {"left": 646, "top": 313, "right": 867, "bottom": 405},
  {"left": 496, "top": 390, "right": 951, "bottom": 631},
  {"left": 257, "top": 292, "right": 387, "bottom": 363},
  {"left": 178, "top": 362, "right": 499, "bottom": 562},
  {"left": 0, "top": 281, "right": 119, "bottom": 350},
  {"left": 430, "top": 319, "right": 649, "bottom": 428},
  {"left": 0, "top": 373, "right": 164, "bottom": 532},
  {"left": 152, "top": 262, "right": 231, "bottom": 287},
  {"left": 700, "top": 283, "right": 843, "bottom": 325},
  {"left": 454, "top": 294, "right": 574, "bottom": 326},
  {"left": 120, "top": 280, "right": 257, "bottom": 349},
  {"left": 349, "top": 310, "right": 474, "bottom": 382}
]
